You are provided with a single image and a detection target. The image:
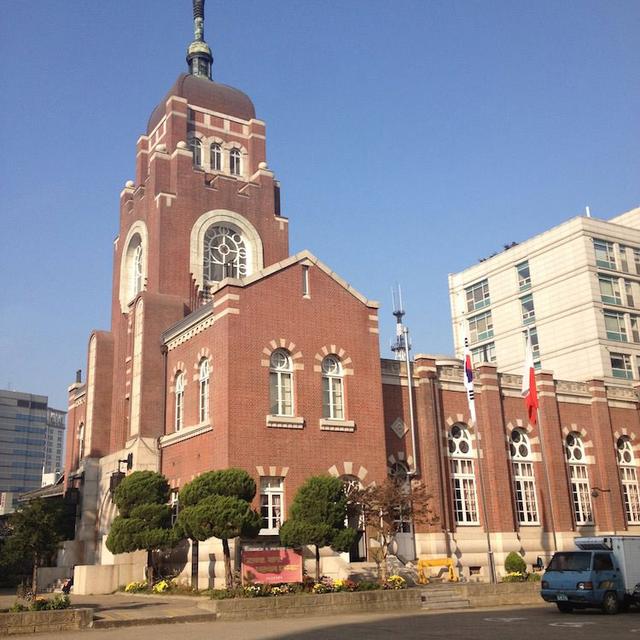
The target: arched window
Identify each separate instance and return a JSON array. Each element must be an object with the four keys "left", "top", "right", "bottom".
[
  {"left": 77, "top": 422, "right": 85, "bottom": 461},
  {"left": 229, "top": 148, "right": 241, "bottom": 176},
  {"left": 269, "top": 350, "right": 293, "bottom": 416},
  {"left": 132, "top": 243, "right": 143, "bottom": 296},
  {"left": 210, "top": 143, "right": 222, "bottom": 171},
  {"left": 509, "top": 429, "right": 539, "bottom": 524},
  {"left": 565, "top": 432, "right": 593, "bottom": 525},
  {"left": 203, "top": 225, "right": 247, "bottom": 283},
  {"left": 190, "top": 137, "right": 202, "bottom": 167},
  {"left": 389, "top": 462, "right": 412, "bottom": 533},
  {"left": 175, "top": 372, "right": 185, "bottom": 432},
  {"left": 448, "top": 423, "right": 479, "bottom": 524},
  {"left": 125, "top": 234, "right": 144, "bottom": 301},
  {"left": 199, "top": 359, "right": 210, "bottom": 423},
  {"left": 322, "top": 355, "right": 344, "bottom": 420},
  {"left": 617, "top": 436, "right": 640, "bottom": 524}
]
